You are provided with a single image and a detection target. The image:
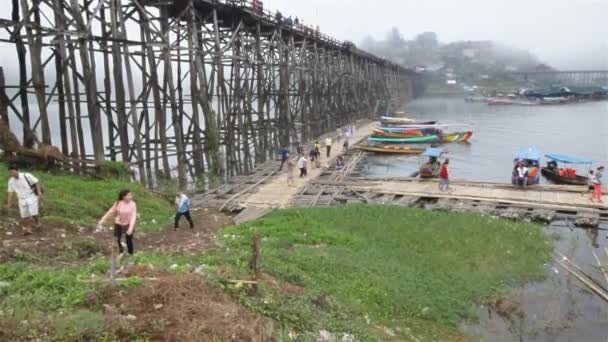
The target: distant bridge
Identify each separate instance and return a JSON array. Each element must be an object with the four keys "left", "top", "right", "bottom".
[{"left": 511, "top": 70, "right": 608, "bottom": 87}]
